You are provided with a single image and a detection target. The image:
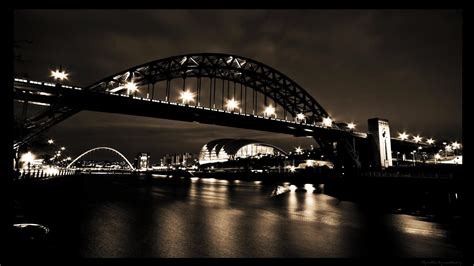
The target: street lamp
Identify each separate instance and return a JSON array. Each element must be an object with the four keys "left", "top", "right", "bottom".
[
  {"left": 50, "top": 66, "right": 69, "bottom": 81},
  {"left": 322, "top": 117, "right": 332, "bottom": 127},
  {"left": 125, "top": 81, "right": 138, "bottom": 95},
  {"left": 296, "top": 113, "right": 305, "bottom": 123},
  {"left": 289, "top": 165, "right": 296, "bottom": 173},
  {"left": 451, "top": 141, "right": 460, "bottom": 156},
  {"left": 427, "top": 138, "right": 435, "bottom": 145},
  {"left": 263, "top": 105, "right": 276, "bottom": 118},
  {"left": 225, "top": 98, "right": 239, "bottom": 112},
  {"left": 179, "top": 90, "right": 195, "bottom": 104},
  {"left": 413, "top": 135, "right": 422, "bottom": 143},
  {"left": 445, "top": 145, "right": 452, "bottom": 156},
  {"left": 452, "top": 141, "right": 460, "bottom": 149},
  {"left": 48, "top": 139, "right": 54, "bottom": 144},
  {"left": 398, "top": 132, "right": 409, "bottom": 141},
  {"left": 347, "top": 122, "right": 356, "bottom": 130},
  {"left": 295, "top": 147, "right": 303, "bottom": 154}
]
